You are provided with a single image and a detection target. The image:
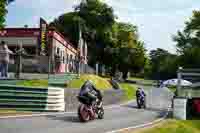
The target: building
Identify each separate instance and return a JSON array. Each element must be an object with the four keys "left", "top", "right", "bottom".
[{"left": 0, "top": 18, "right": 87, "bottom": 73}]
